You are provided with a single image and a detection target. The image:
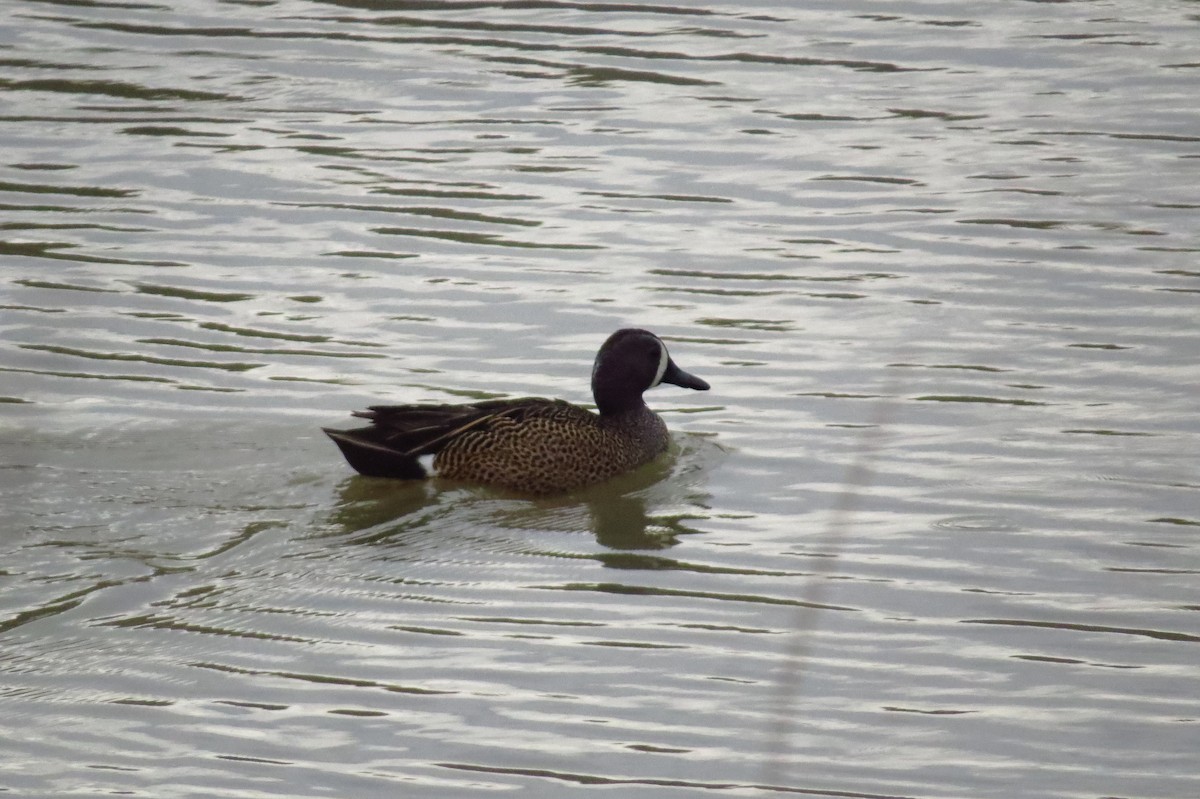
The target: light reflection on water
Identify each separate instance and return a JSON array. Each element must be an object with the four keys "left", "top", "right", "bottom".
[{"left": 3, "top": 1, "right": 1199, "bottom": 797}]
